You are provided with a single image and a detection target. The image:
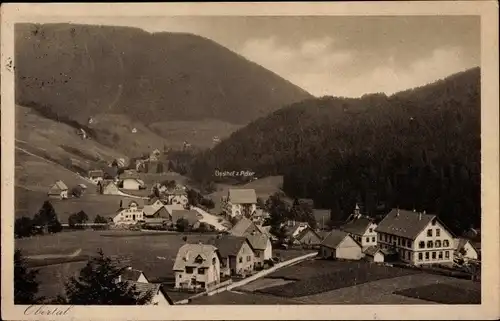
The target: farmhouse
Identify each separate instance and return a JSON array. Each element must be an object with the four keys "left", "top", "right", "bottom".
[
  {"left": 454, "top": 238, "right": 479, "bottom": 262},
  {"left": 363, "top": 246, "right": 385, "bottom": 263},
  {"left": 113, "top": 199, "right": 144, "bottom": 225},
  {"left": 147, "top": 197, "right": 164, "bottom": 208},
  {"left": 283, "top": 221, "right": 310, "bottom": 243},
  {"left": 47, "top": 180, "right": 68, "bottom": 199},
  {"left": 121, "top": 176, "right": 146, "bottom": 191},
  {"left": 222, "top": 189, "right": 257, "bottom": 218},
  {"left": 375, "top": 208, "right": 456, "bottom": 266},
  {"left": 340, "top": 207, "right": 378, "bottom": 250},
  {"left": 143, "top": 204, "right": 171, "bottom": 220},
  {"left": 212, "top": 236, "right": 255, "bottom": 277},
  {"left": 98, "top": 180, "right": 120, "bottom": 195},
  {"left": 173, "top": 243, "right": 222, "bottom": 291},
  {"left": 123, "top": 281, "right": 173, "bottom": 305},
  {"left": 165, "top": 189, "right": 188, "bottom": 206},
  {"left": 230, "top": 217, "right": 262, "bottom": 237},
  {"left": 88, "top": 170, "right": 104, "bottom": 184},
  {"left": 295, "top": 227, "right": 323, "bottom": 248},
  {"left": 171, "top": 210, "right": 202, "bottom": 228},
  {"left": 319, "top": 229, "right": 363, "bottom": 260},
  {"left": 246, "top": 232, "right": 273, "bottom": 268}
]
